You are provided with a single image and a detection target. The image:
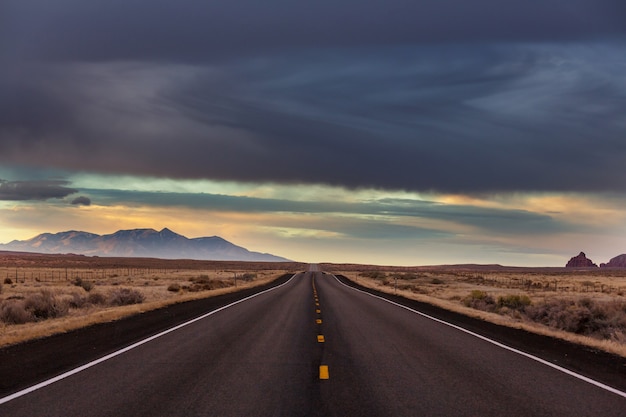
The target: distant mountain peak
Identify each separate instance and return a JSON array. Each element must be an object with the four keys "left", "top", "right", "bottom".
[
  {"left": 158, "top": 228, "right": 184, "bottom": 238},
  {"left": 0, "top": 228, "right": 290, "bottom": 262}
]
